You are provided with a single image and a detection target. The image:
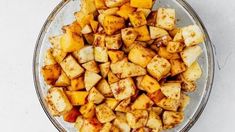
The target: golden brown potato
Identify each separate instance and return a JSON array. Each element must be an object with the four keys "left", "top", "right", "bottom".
[
  {"left": 131, "top": 93, "right": 154, "bottom": 110},
  {"left": 60, "top": 31, "right": 84, "bottom": 52},
  {"left": 66, "top": 91, "right": 89, "bottom": 106},
  {"left": 96, "top": 79, "right": 113, "bottom": 97},
  {"left": 178, "top": 93, "right": 190, "bottom": 112},
  {"left": 160, "top": 83, "right": 181, "bottom": 100},
  {"left": 113, "top": 112, "right": 131, "bottom": 132},
  {"left": 69, "top": 76, "right": 85, "bottom": 91},
  {"left": 115, "top": 98, "right": 131, "bottom": 112},
  {"left": 151, "top": 107, "right": 163, "bottom": 116},
  {"left": 156, "top": 97, "right": 180, "bottom": 111},
  {"left": 162, "top": 111, "right": 184, "bottom": 129},
  {"left": 88, "top": 87, "right": 105, "bottom": 104},
  {"left": 173, "top": 30, "right": 184, "bottom": 42},
  {"left": 166, "top": 41, "right": 184, "bottom": 53},
  {"left": 130, "top": 0, "right": 153, "bottom": 9},
  {"left": 93, "top": 34, "right": 106, "bottom": 47},
  {"left": 96, "top": 103, "right": 116, "bottom": 123},
  {"left": 81, "top": 25, "right": 93, "bottom": 34},
  {"left": 135, "top": 76, "right": 145, "bottom": 91},
  {"left": 182, "top": 61, "right": 202, "bottom": 81},
  {"left": 107, "top": 71, "right": 120, "bottom": 84},
  {"left": 146, "top": 110, "right": 163, "bottom": 131},
  {"left": 180, "top": 45, "right": 202, "bottom": 67},
  {"left": 99, "top": 62, "right": 110, "bottom": 78},
  {"left": 105, "top": 98, "right": 119, "bottom": 110},
  {"left": 149, "top": 26, "right": 169, "bottom": 39},
  {"left": 74, "top": 116, "right": 84, "bottom": 131},
  {"left": 156, "top": 8, "right": 176, "bottom": 30},
  {"left": 63, "top": 107, "right": 81, "bottom": 123},
  {"left": 126, "top": 110, "right": 148, "bottom": 129},
  {"left": 94, "top": 47, "right": 109, "bottom": 62},
  {"left": 90, "top": 20, "right": 99, "bottom": 33},
  {"left": 129, "top": 11, "right": 147, "bottom": 27},
  {"left": 137, "top": 8, "right": 151, "bottom": 18},
  {"left": 147, "top": 11, "right": 157, "bottom": 26},
  {"left": 80, "top": 118, "right": 103, "bottom": 132},
  {"left": 178, "top": 74, "right": 197, "bottom": 92},
  {"left": 105, "top": 0, "right": 129, "bottom": 7},
  {"left": 44, "top": 49, "right": 57, "bottom": 65},
  {"left": 148, "top": 90, "right": 165, "bottom": 104},
  {"left": 41, "top": 64, "right": 61, "bottom": 85},
  {"left": 82, "top": 60, "right": 100, "bottom": 73},
  {"left": 121, "top": 27, "right": 138, "bottom": 47},
  {"left": 49, "top": 35, "right": 62, "bottom": 49},
  {"left": 80, "top": 0, "right": 96, "bottom": 14},
  {"left": 94, "top": 0, "right": 107, "bottom": 9},
  {"left": 100, "top": 122, "right": 112, "bottom": 132},
  {"left": 75, "top": 11, "right": 94, "bottom": 28},
  {"left": 98, "top": 7, "right": 119, "bottom": 26},
  {"left": 52, "top": 48, "right": 67, "bottom": 63},
  {"left": 73, "top": 46, "right": 94, "bottom": 64},
  {"left": 103, "top": 15, "right": 125, "bottom": 35},
  {"left": 108, "top": 50, "right": 125, "bottom": 63},
  {"left": 84, "top": 71, "right": 102, "bottom": 91},
  {"left": 170, "top": 59, "right": 187, "bottom": 76},
  {"left": 62, "top": 21, "right": 82, "bottom": 35},
  {"left": 134, "top": 25, "right": 151, "bottom": 41},
  {"left": 105, "top": 34, "right": 122, "bottom": 49},
  {"left": 182, "top": 25, "right": 204, "bottom": 47},
  {"left": 140, "top": 75, "right": 160, "bottom": 93},
  {"left": 54, "top": 71, "right": 70, "bottom": 87},
  {"left": 117, "top": 3, "right": 136, "bottom": 20},
  {"left": 158, "top": 47, "right": 180, "bottom": 60},
  {"left": 80, "top": 102, "right": 95, "bottom": 119}
]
